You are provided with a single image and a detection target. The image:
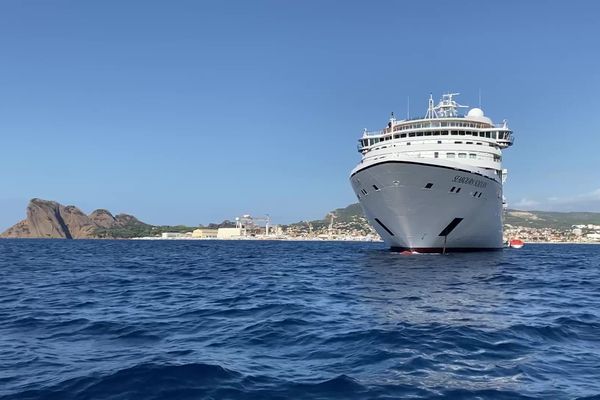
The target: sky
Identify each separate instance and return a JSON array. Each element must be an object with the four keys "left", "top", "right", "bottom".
[{"left": 1, "top": 0, "right": 599, "bottom": 229}]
